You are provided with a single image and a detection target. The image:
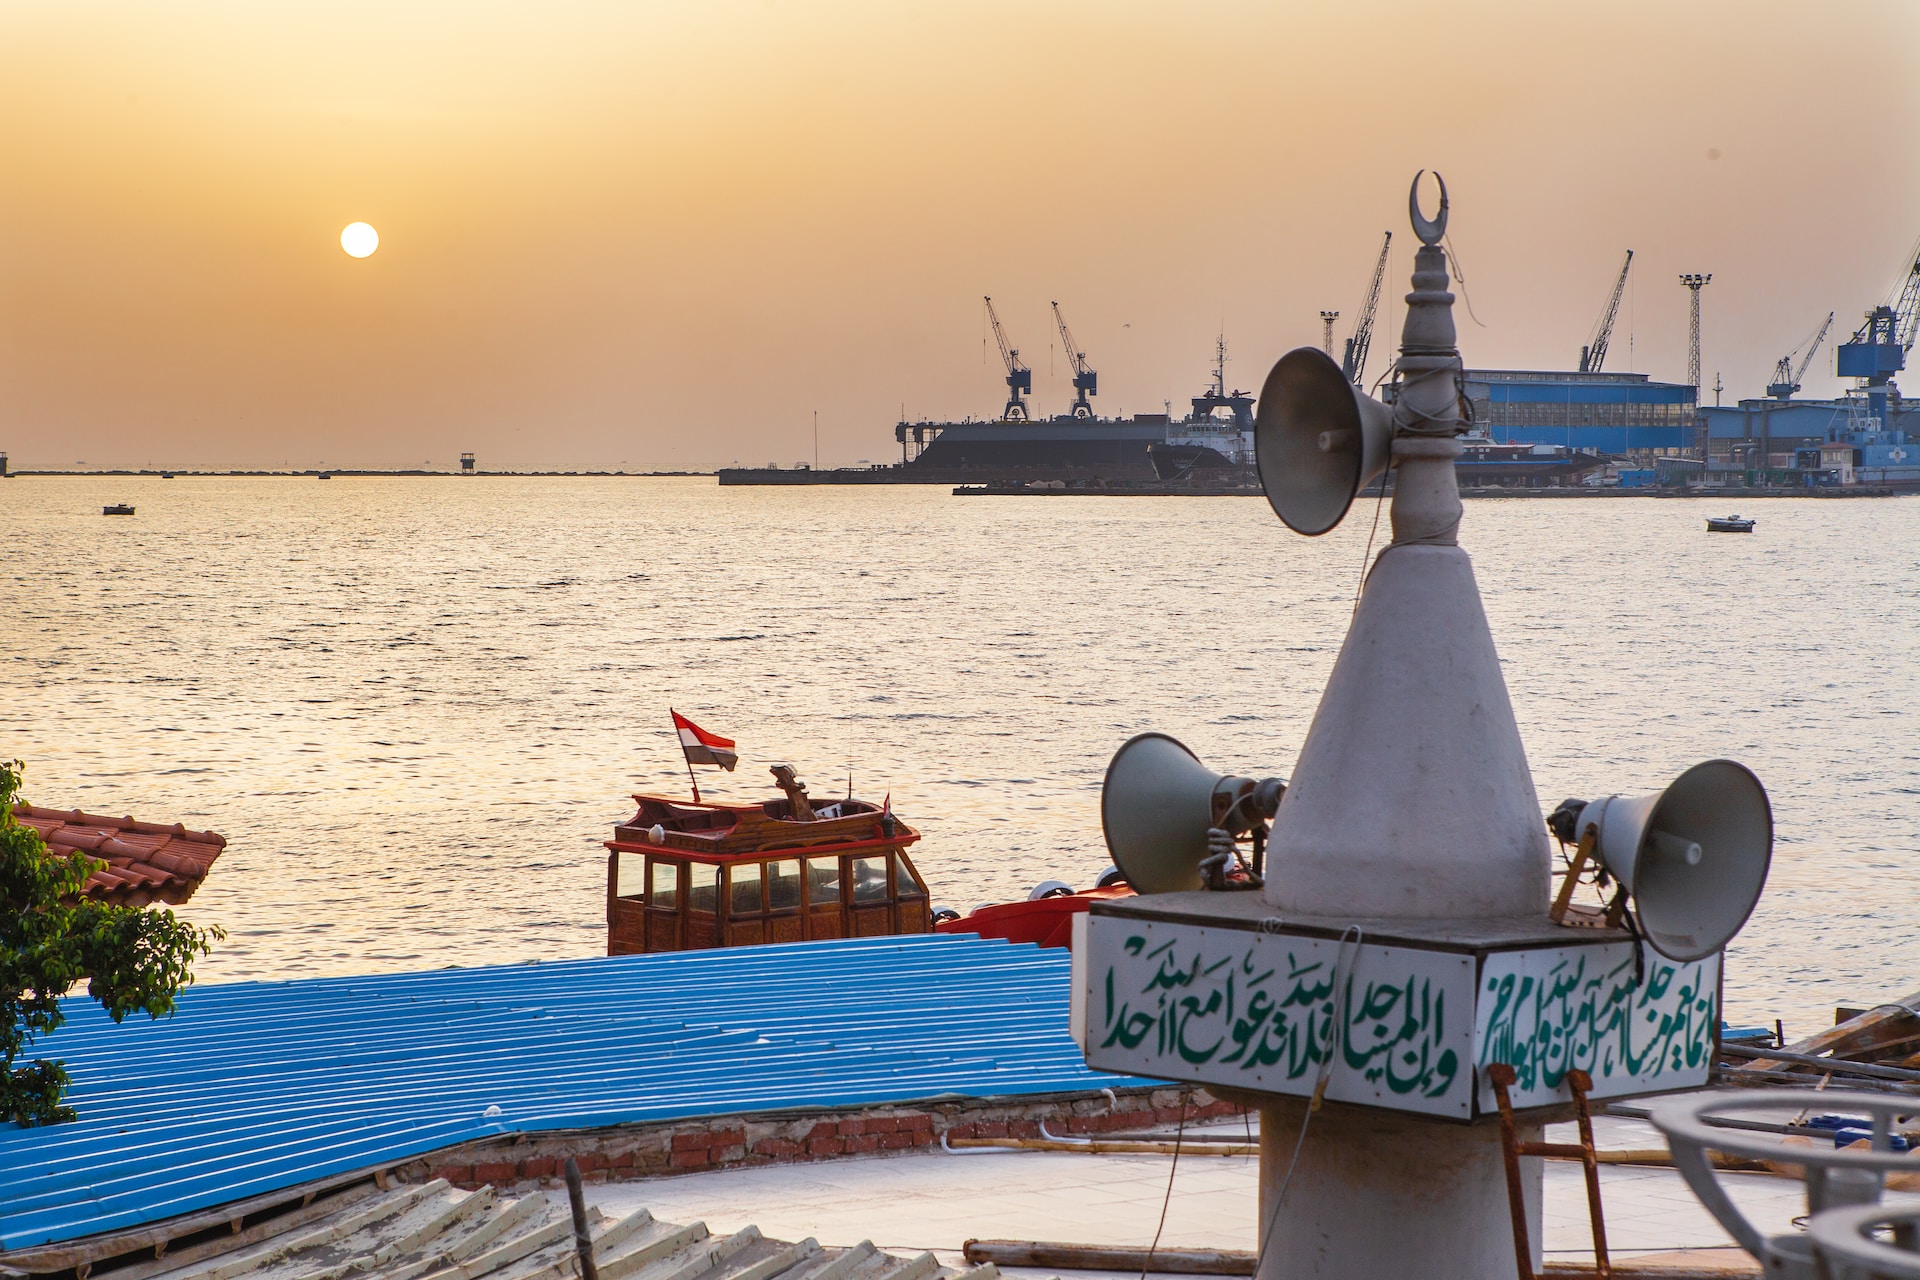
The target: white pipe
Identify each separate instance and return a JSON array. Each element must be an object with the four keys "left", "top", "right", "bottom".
[{"left": 941, "top": 1131, "right": 1017, "bottom": 1156}]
